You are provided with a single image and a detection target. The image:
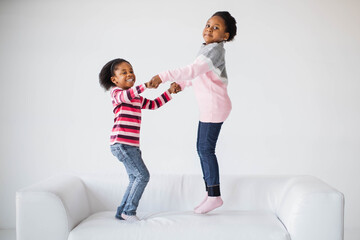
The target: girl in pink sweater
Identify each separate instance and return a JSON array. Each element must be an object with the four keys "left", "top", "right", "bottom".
[{"left": 150, "top": 11, "right": 237, "bottom": 214}]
